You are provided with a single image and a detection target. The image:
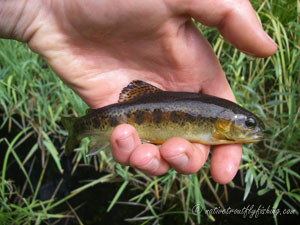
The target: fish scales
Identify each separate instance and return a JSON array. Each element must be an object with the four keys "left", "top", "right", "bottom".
[
  {"left": 76, "top": 99, "right": 217, "bottom": 142},
  {"left": 61, "top": 80, "right": 265, "bottom": 155}
]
